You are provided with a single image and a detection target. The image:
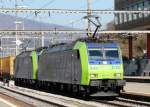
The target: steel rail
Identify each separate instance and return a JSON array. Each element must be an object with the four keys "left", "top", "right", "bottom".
[
  {"left": 97, "top": 100, "right": 131, "bottom": 107},
  {"left": 95, "top": 97, "right": 150, "bottom": 107},
  {"left": 0, "top": 92, "right": 34, "bottom": 107},
  {"left": 116, "top": 97, "right": 150, "bottom": 107},
  {"left": 0, "top": 85, "right": 67, "bottom": 107},
  {"left": 1, "top": 81, "right": 150, "bottom": 107},
  {"left": 0, "top": 83, "right": 111, "bottom": 107},
  {"left": 121, "top": 92, "right": 150, "bottom": 102}
]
